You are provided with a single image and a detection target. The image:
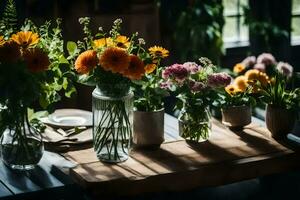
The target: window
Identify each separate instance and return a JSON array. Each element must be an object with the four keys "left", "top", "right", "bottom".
[
  {"left": 223, "top": 0, "right": 249, "bottom": 46},
  {"left": 292, "top": 0, "right": 300, "bottom": 43}
]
